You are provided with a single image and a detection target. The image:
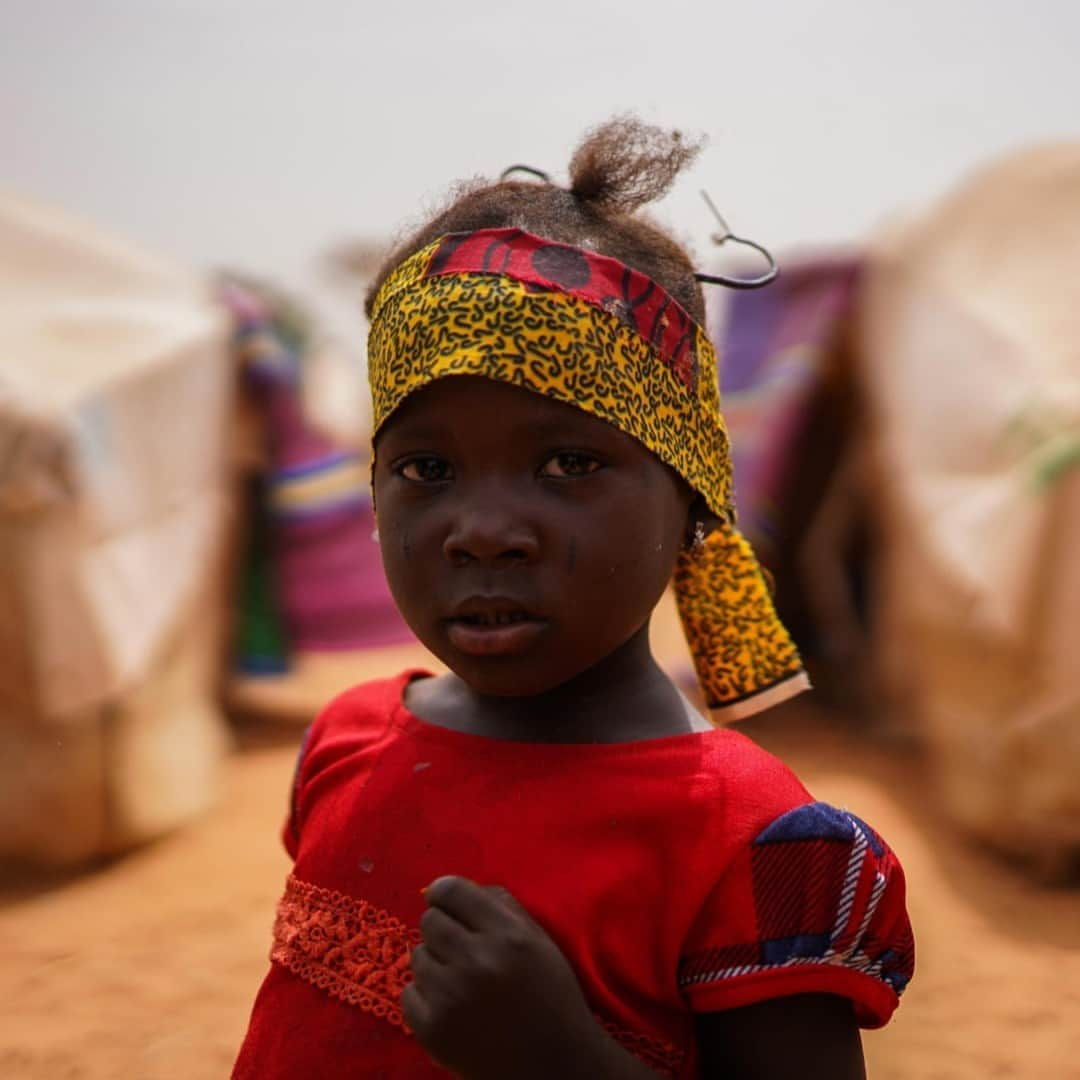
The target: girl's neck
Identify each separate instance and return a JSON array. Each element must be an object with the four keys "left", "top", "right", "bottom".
[{"left": 405, "top": 624, "right": 707, "bottom": 744}]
